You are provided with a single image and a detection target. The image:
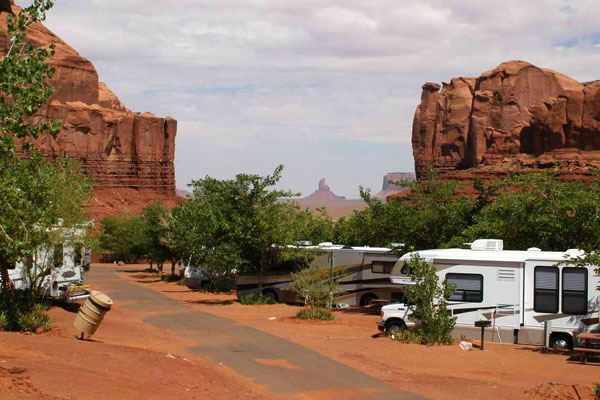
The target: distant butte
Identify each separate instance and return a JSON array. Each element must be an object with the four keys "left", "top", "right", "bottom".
[
  {"left": 412, "top": 60, "right": 600, "bottom": 181},
  {"left": 373, "top": 172, "right": 415, "bottom": 201},
  {"left": 301, "top": 178, "right": 347, "bottom": 204}
]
